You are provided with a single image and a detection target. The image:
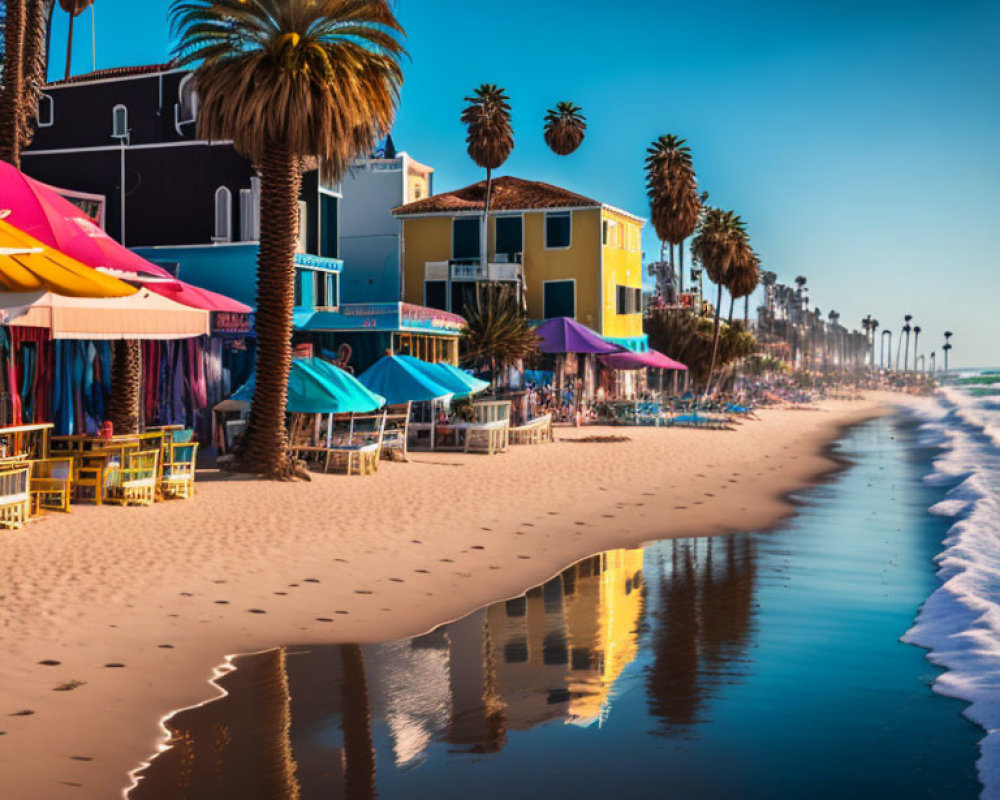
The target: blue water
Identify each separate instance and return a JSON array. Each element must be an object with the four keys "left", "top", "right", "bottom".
[{"left": 130, "top": 415, "right": 982, "bottom": 800}]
